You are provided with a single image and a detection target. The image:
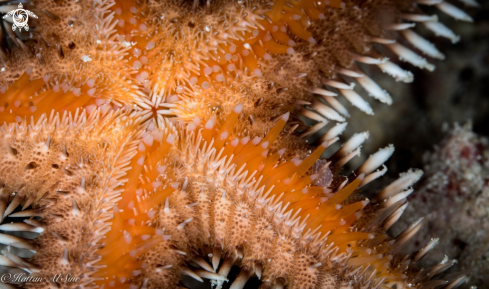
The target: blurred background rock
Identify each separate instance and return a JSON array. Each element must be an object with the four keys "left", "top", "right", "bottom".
[{"left": 348, "top": 1, "right": 489, "bottom": 288}]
